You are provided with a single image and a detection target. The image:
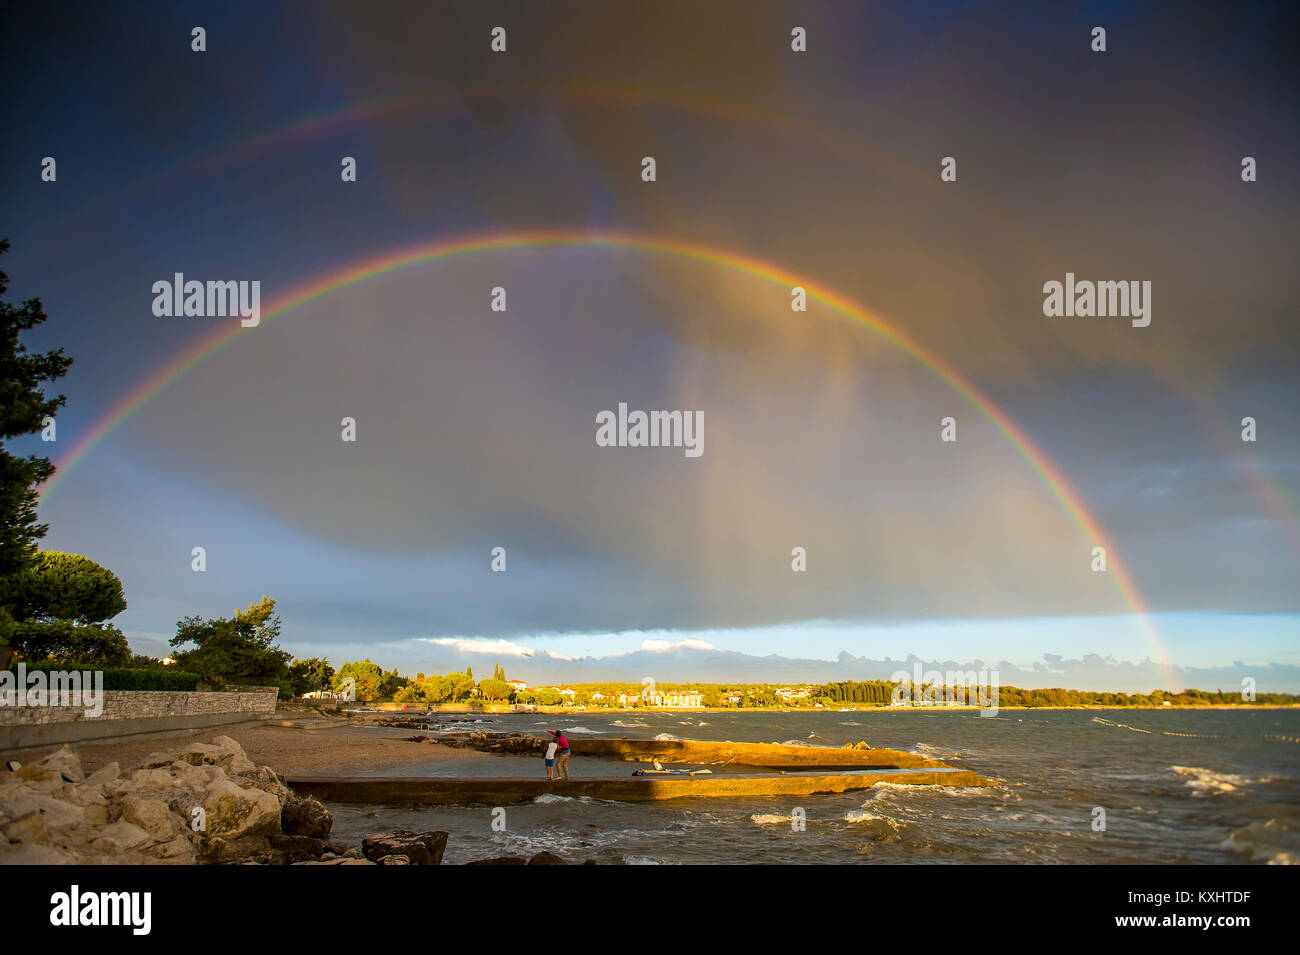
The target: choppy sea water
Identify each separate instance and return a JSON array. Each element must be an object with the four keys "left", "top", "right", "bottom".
[{"left": 327, "top": 709, "right": 1300, "bottom": 864}]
